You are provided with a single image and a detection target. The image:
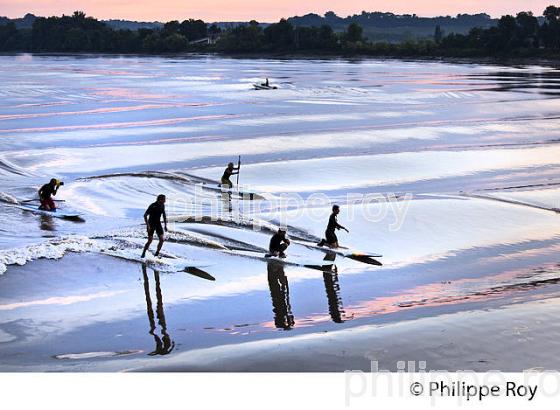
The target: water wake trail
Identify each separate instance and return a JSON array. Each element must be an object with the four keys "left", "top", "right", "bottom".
[{"left": 461, "top": 192, "right": 560, "bottom": 213}]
